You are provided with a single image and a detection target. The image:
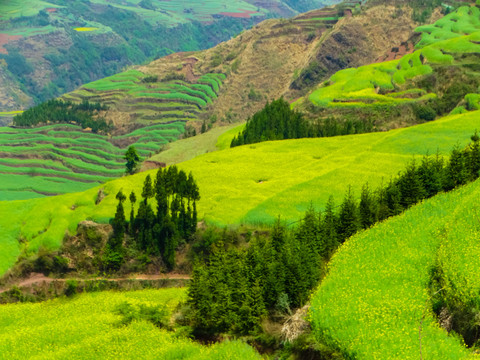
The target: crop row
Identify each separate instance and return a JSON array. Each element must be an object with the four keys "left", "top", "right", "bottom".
[{"left": 0, "top": 122, "right": 185, "bottom": 200}]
